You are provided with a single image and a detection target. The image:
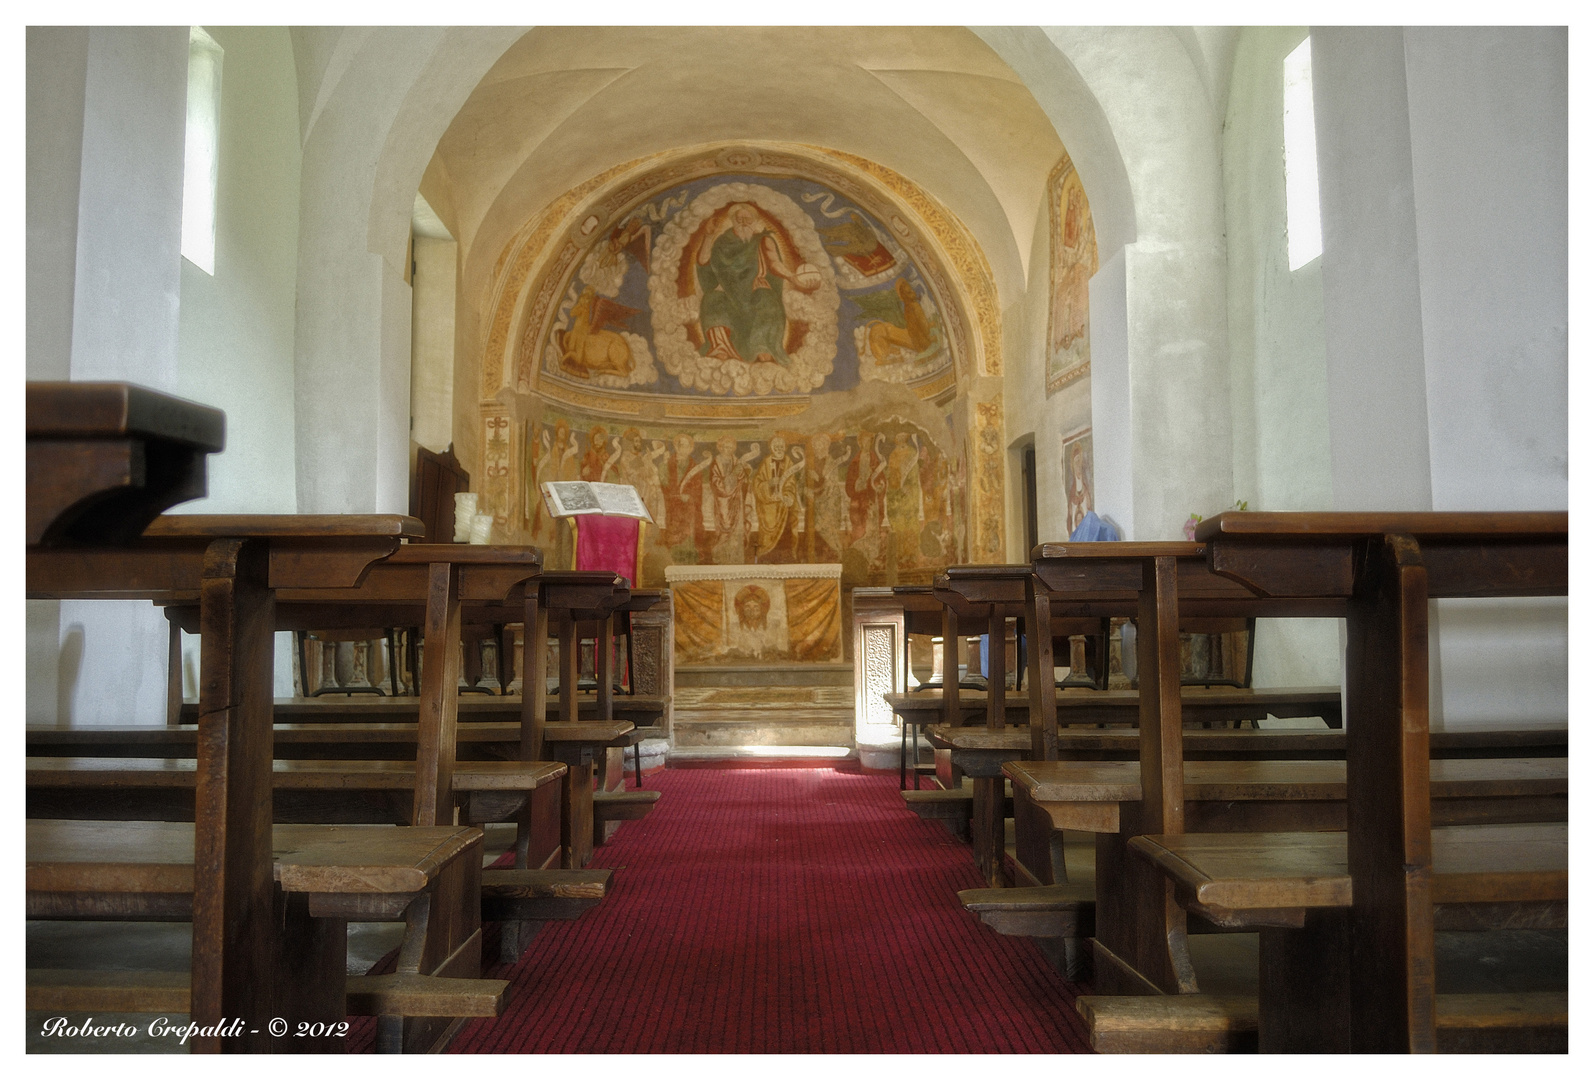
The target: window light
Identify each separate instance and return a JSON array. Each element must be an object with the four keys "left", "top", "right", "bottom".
[
  {"left": 181, "top": 27, "right": 223, "bottom": 275},
  {"left": 1283, "top": 36, "right": 1323, "bottom": 271}
]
